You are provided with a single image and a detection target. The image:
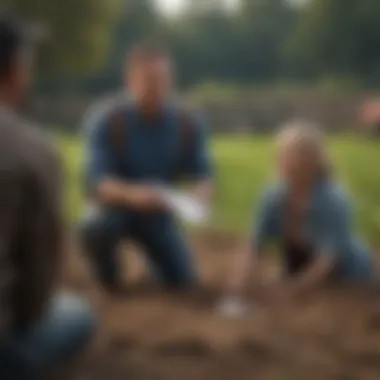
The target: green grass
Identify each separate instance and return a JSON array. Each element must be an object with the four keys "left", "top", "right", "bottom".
[{"left": 59, "top": 134, "right": 380, "bottom": 244}]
